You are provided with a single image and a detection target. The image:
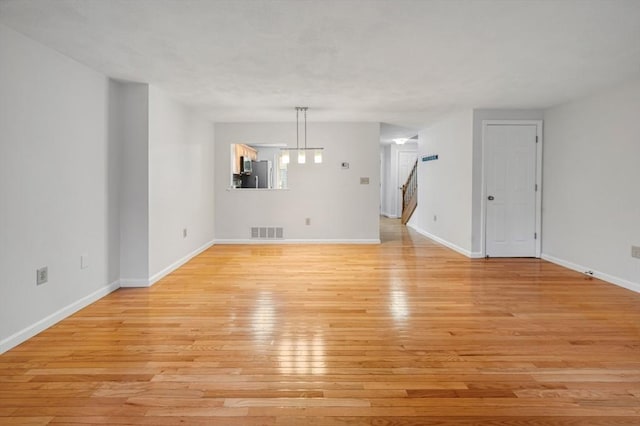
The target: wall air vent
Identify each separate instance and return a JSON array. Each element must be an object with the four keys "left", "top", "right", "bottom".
[{"left": 250, "top": 227, "right": 284, "bottom": 240}]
